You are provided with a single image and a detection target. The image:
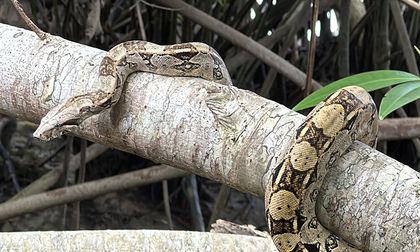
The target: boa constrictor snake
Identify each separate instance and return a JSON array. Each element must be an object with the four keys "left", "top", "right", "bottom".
[
  {"left": 33, "top": 41, "right": 378, "bottom": 252},
  {"left": 266, "top": 86, "right": 378, "bottom": 251},
  {"left": 33, "top": 41, "right": 232, "bottom": 140}
]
